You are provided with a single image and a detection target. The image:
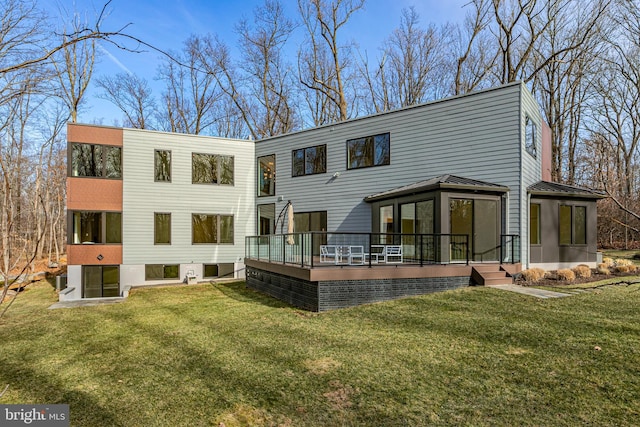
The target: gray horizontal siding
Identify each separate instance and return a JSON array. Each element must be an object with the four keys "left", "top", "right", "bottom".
[
  {"left": 256, "top": 83, "right": 530, "bottom": 239},
  {"left": 122, "top": 129, "right": 256, "bottom": 265}
]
